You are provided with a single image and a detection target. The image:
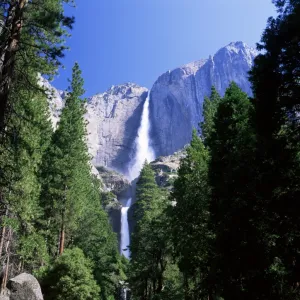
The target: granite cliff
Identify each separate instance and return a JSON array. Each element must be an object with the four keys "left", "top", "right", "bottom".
[
  {"left": 86, "top": 84, "right": 148, "bottom": 173},
  {"left": 47, "top": 41, "right": 257, "bottom": 172},
  {"left": 149, "top": 41, "right": 258, "bottom": 156}
]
